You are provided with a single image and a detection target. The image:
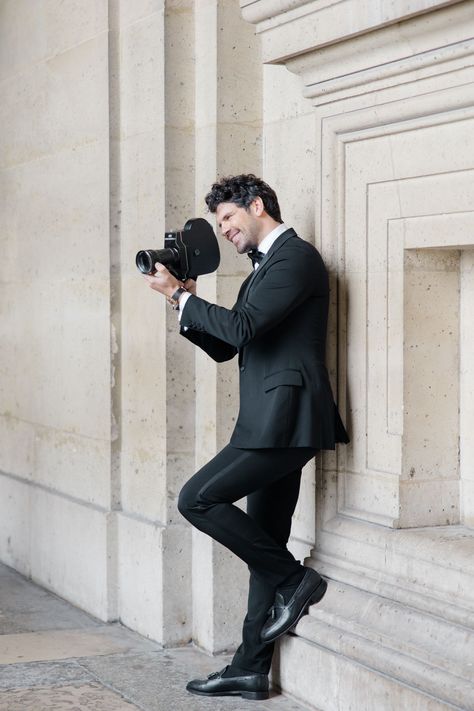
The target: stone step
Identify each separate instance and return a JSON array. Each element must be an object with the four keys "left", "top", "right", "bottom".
[
  {"left": 316, "top": 520, "right": 474, "bottom": 630},
  {"left": 276, "top": 577, "right": 474, "bottom": 711},
  {"left": 308, "top": 581, "right": 473, "bottom": 680}
]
